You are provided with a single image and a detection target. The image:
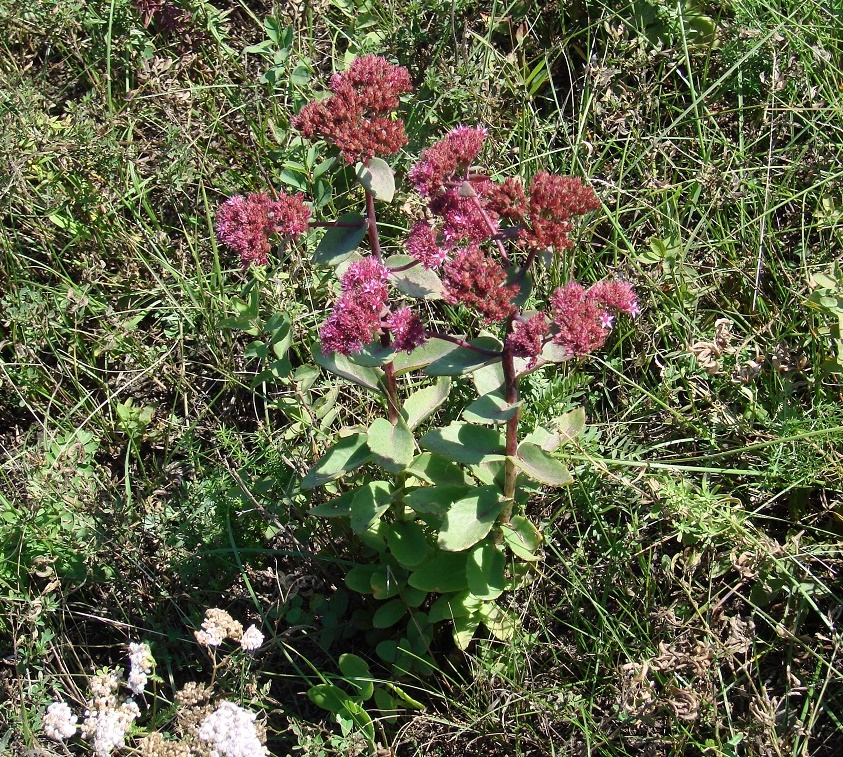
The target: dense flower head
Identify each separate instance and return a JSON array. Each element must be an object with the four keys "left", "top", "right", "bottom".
[
  {"left": 405, "top": 220, "right": 448, "bottom": 269},
  {"left": 483, "top": 177, "right": 528, "bottom": 220},
  {"left": 195, "top": 608, "right": 243, "bottom": 647},
  {"left": 409, "top": 126, "right": 488, "bottom": 197},
  {"left": 550, "top": 280, "right": 637, "bottom": 357},
  {"left": 320, "top": 259, "right": 391, "bottom": 355},
  {"left": 198, "top": 701, "right": 268, "bottom": 757},
  {"left": 507, "top": 313, "right": 549, "bottom": 367},
  {"left": 43, "top": 701, "right": 78, "bottom": 741},
  {"left": 442, "top": 244, "right": 518, "bottom": 323},
  {"left": 127, "top": 642, "right": 153, "bottom": 695},
  {"left": 521, "top": 172, "right": 601, "bottom": 250},
  {"left": 293, "top": 55, "right": 412, "bottom": 164},
  {"left": 240, "top": 625, "right": 264, "bottom": 653},
  {"left": 432, "top": 190, "right": 498, "bottom": 245},
  {"left": 386, "top": 307, "right": 427, "bottom": 352},
  {"left": 216, "top": 192, "right": 310, "bottom": 267}
]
